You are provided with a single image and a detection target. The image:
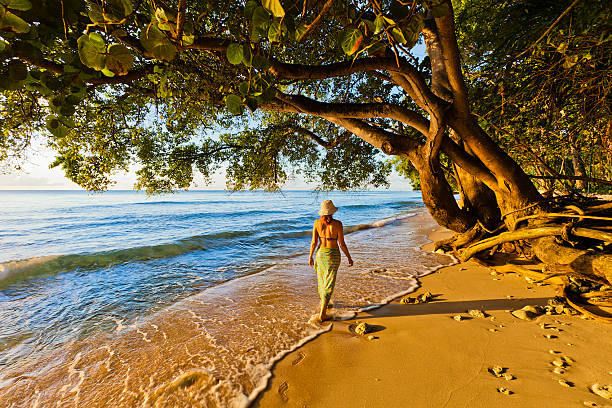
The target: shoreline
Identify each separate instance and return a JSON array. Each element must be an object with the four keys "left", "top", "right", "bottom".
[{"left": 253, "top": 224, "right": 612, "bottom": 407}]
